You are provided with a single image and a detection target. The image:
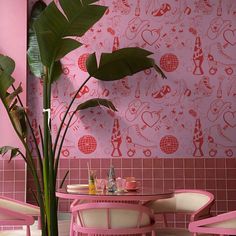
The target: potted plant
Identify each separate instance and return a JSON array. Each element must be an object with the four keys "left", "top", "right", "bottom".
[{"left": 0, "top": 0, "right": 166, "bottom": 235}]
